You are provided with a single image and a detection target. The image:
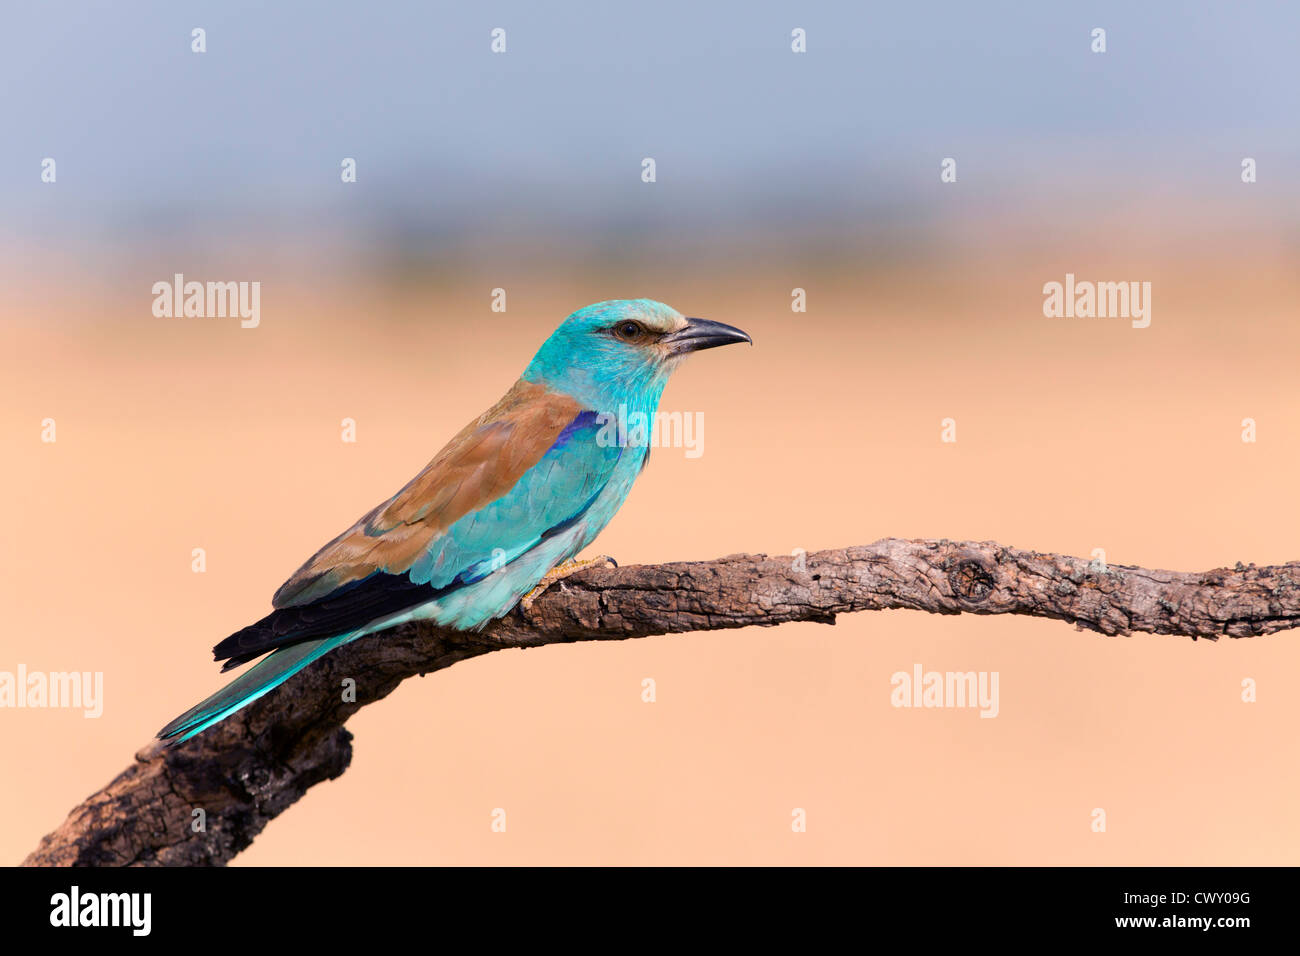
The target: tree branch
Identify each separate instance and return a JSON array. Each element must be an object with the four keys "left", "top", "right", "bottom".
[{"left": 23, "top": 538, "right": 1300, "bottom": 866}]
